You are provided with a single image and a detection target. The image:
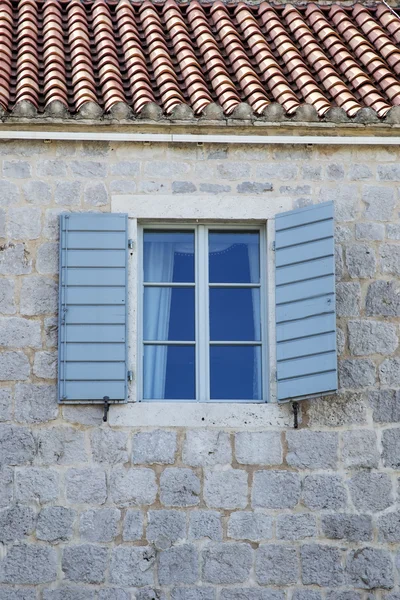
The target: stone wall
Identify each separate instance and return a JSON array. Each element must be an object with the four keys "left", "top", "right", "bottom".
[{"left": 0, "top": 139, "right": 400, "bottom": 599}]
